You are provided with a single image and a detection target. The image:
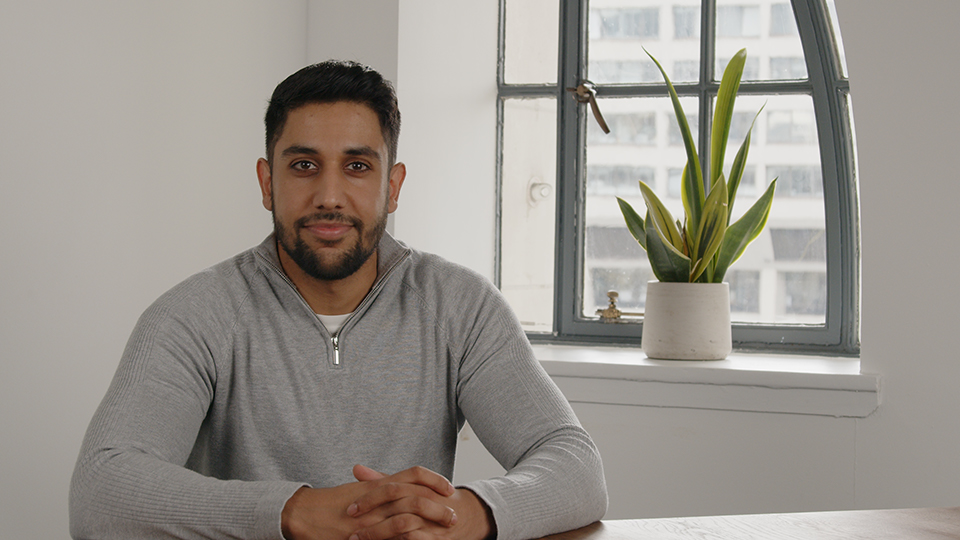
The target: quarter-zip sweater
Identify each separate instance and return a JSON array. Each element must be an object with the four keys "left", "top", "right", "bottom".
[{"left": 70, "top": 233, "right": 607, "bottom": 540}]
